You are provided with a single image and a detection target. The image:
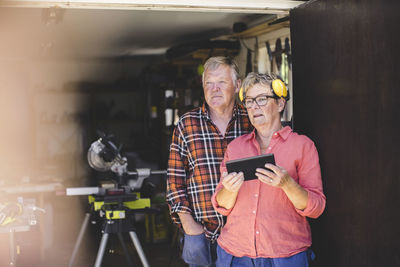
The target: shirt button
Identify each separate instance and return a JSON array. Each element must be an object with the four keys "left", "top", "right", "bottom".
[
  {"left": 274, "top": 133, "right": 277, "bottom": 136},
  {"left": 254, "top": 194, "right": 258, "bottom": 197},
  {"left": 268, "top": 147, "right": 271, "bottom": 150},
  {"left": 256, "top": 231, "right": 259, "bottom": 234},
  {"left": 253, "top": 210, "right": 256, "bottom": 214}
]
